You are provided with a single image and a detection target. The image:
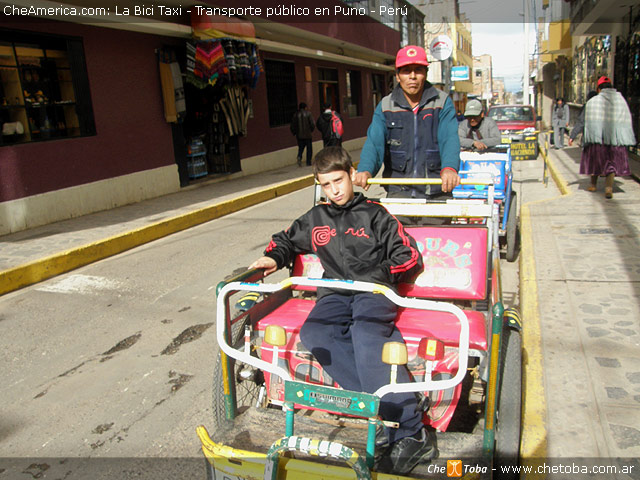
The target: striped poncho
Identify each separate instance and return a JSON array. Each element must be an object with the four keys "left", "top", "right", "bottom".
[{"left": 584, "top": 88, "right": 636, "bottom": 146}]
